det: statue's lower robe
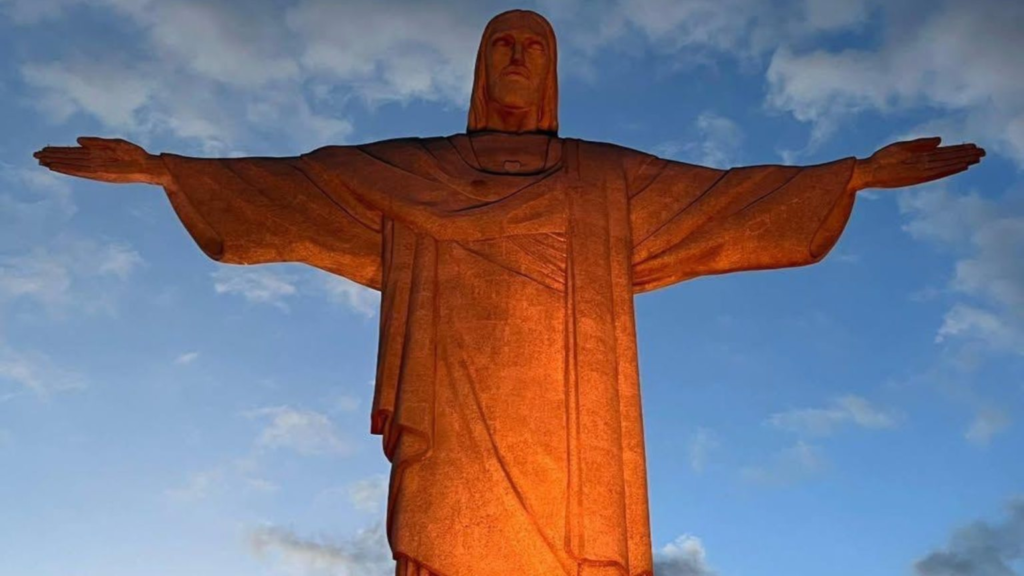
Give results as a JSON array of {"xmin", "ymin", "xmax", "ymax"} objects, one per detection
[{"xmin": 158, "ymin": 134, "xmax": 858, "ymax": 576}]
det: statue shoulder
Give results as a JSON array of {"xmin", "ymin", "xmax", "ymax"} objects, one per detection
[
  {"xmin": 567, "ymin": 138, "xmax": 667, "ymax": 180},
  {"xmin": 572, "ymin": 138, "xmax": 659, "ymax": 163},
  {"xmin": 302, "ymin": 136, "xmax": 443, "ymax": 164}
]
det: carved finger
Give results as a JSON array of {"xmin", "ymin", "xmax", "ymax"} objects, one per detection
[
  {"xmin": 915, "ymin": 162, "xmax": 974, "ymax": 178},
  {"xmin": 924, "ymin": 150, "xmax": 985, "ymax": 166},
  {"xmin": 919, "ymin": 164, "xmax": 970, "ymax": 182},
  {"xmin": 930, "ymin": 155, "xmax": 983, "ymax": 170},
  {"xmin": 904, "ymin": 149, "xmax": 982, "ymax": 168},
  {"xmin": 43, "ymin": 163, "xmax": 136, "ymax": 183},
  {"xmin": 926, "ymin": 143, "xmax": 979, "ymax": 158},
  {"xmin": 904, "ymin": 137, "xmax": 942, "ymax": 151},
  {"xmin": 40, "ymin": 158, "xmax": 123, "ymax": 169},
  {"xmin": 77, "ymin": 136, "xmax": 123, "ymax": 149},
  {"xmin": 37, "ymin": 146, "xmax": 90, "ymax": 154},
  {"xmin": 35, "ymin": 149, "xmax": 97, "ymax": 161},
  {"xmin": 41, "ymin": 162, "xmax": 103, "ymax": 178}
]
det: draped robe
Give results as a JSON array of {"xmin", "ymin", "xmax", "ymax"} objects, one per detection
[{"xmin": 159, "ymin": 132, "xmax": 857, "ymax": 576}]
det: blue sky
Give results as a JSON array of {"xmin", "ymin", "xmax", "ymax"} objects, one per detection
[{"xmin": 1, "ymin": 0, "xmax": 1022, "ymax": 575}]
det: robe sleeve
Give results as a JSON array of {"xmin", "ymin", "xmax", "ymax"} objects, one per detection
[
  {"xmin": 628, "ymin": 153, "xmax": 858, "ymax": 293},
  {"xmin": 159, "ymin": 152, "xmax": 383, "ymax": 290}
]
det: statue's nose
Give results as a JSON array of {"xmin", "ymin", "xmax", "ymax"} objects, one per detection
[{"xmin": 511, "ymin": 43, "xmax": 524, "ymax": 64}]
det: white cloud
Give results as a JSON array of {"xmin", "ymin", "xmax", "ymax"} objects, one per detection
[
  {"xmin": 936, "ymin": 305, "xmax": 1024, "ymax": 355},
  {"xmin": 164, "ymin": 469, "xmax": 224, "ymax": 503},
  {"xmin": 899, "ymin": 187, "xmax": 1024, "ymax": 357},
  {"xmin": 23, "ymin": 59, "xmax": 155, "ymax": 130},
  {"xmin": 766, "ymin": 395, "xmax": 899, "ymax": 436},
  {"xmin": 541, "ymin": 0, "xmax": 872, "ymax": 69},
  {"xmin": 899, "ymin": 186, "xmax": 1000, "ymax": 248},
  {"xmin": 0, "ymin": 346, "xmax": 85, "ymax": 400},
  {"xmin": 653, "ymin": 112, "xmax": 744, "ymax": 169},
  {"xmin": 285, "ymin": 0, "xmax": 482, "ymax": 106},
  {"xmin": 741, "ymin": 440, "xmax": 825, "ymax": 485},
  {"xmin": 964, "ymin": 407, "xmax": 1011, "ymax": 447},
  {"xmin": 914, "ymin": 498, "xmax": 1024, "ymax": 576},
  {"xmin": 11, "ymin": 0, "xmax": 479, "ymax": 152},
  {"xmin": 0, "ymin": 166, "xmax": 76, "ymax": 236},
  {"xmin": 0, "ymin": 236, "xmax": 144, "ymax": 315},
  {"xmin": 212, "ymin": 267, "xmax": 298, "ymax": 310},
  {"xmin": 766, "ymin": 0, "xmax": 1024, "ymax": 163},
  {"xmin": 115, "ymin": 0, "xmax": 300, "ymax": 89},
  {"xmin": 249, "ymin": 523, "xmax": 393, "ymax": 576},
  {"xmin": 333, "ymin": 394, "xmax": 361, "ymax": 414},
  {"xmin": 653, "ymin": 534, "xmax": 716, "ymax": 576},
  {"xmin": 0, "ymin": 171, "xmax": 144, "ymax": 315},
  {"xmin": 164, "ymin": 456, "xmax": 278, "ymax": 502},
  {"xmin": 4, "ymin": 0, "xmax": 876, "ymax": 156},
  {"xmin": 174, "ymin": 351, "xmax": 200, "ymax": 365},
  {"xmin": 246, "ymin": 406, "xmax": 352, "ymax": 456},
  {"xmin": 687, "ymin": 428, "xmax": 719, "ymax": 474},
  {"xmin": 347, "ymin": 474, "xmax": 388, "ymax": 513},
  {"xmin": 319, "ymin": 275, "xmax": 379, "ymax": 318},
  {"xmin": 245, "ymin": 477, "xmax": 279, "ymax": 493},
  {"xmin": 211, "ymin": 267, "xmax": 380, "ymax": 316}
]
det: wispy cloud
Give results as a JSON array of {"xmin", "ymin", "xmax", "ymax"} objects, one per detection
[
  {"xmin": 0, "ymin": 236, "xmax": 144, "ymax": 316},
  {"xmin": 897, "ymin": 184, "xmax": 1022, "ymax": 444},
  {"xmin": 347, "ymin": 474, "xmax": 388, "ymax": 513},
  {"xmin": 653, "ymin": 111, "xmax": 744, "ymax": 169},
  {"xmin": 246, "ymin": 406, "xmax": 352, "ymax": 456},
  {"xmin": 0, "ymin": 165, "xmax": 76, "ymax": 248},
  {"xmin": 164, "ymin": 468, "xmax": 224, "ymax": 503},
  {"xmin": 899, "ymin": 185, "xmax": 1024, "ymax": 357},
  {"xmin": 965, "ymin": 407, "xmax": 1011, "ymax": 447},
  {"xmin": 741, "ymin": 440, "xmax": 826, "ymax": 486},
  {"xmin": 0, "ymin": 345, "xmax": 85, "ymax": 400},
  {"xmin": 174, "ymin": 351, "xmax": 200, "ymax": 365},
  {"xmin": 211, "ymin": 266, "xmax": 379, "ymax": 316},
  {"xmin": 164, "ymin": 456, "xmax": 276, "ymax": 503},
  {"xmin": 318, "ymin": 275, "xmax": 379, "ymax": 318},
  {"xmin": 249, "ymin": 523, "xmax": 393, "ymax": 576},
  {"xmin": 211, "ymin": 267, "xmax": 298, "ymax": 310},
  {"xmin": 766, "ymin": 395, "xmax": 900, "ymax": 437},
  {"xmin": 687, "ymin": 427, "xmax": 720, "ymax": 474}
]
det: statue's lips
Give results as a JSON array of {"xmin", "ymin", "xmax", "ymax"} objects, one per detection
[{"xmin": 501, "ymin": 68, "xmax": 530, "ymax": 80}]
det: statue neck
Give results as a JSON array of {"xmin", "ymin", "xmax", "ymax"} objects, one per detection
[
  {"xmin": 483, "ymin": 104, "xmax": 540, "ymax": 133},
  {"xmin": 459, "ymin": 131, "xmax": 561, "ymax": 175}
]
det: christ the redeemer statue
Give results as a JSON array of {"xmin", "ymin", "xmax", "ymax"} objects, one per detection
[{"xmin": 34, "ymin": 10, "xmax": 985, "ymax": 576}]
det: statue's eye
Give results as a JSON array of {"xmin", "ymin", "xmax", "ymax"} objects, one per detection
[
  {"xmin": 526, "ymin": 40, "xmax": 545, "ymax": 52},
  {"xmin": 492, "ymin": 36, "xmax": 512, "ymax": 48}
]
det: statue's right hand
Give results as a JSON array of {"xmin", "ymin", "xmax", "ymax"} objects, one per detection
[{"xmin": 34, "ymin": 137, "xmax": 171, "ymax": 186}]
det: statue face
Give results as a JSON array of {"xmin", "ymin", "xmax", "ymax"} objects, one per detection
[{"xmin": 485, "ymin": 19, "xmax": 550, "ymax": 111}]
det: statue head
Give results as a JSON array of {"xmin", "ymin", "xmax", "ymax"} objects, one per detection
[{"xmin": 468, "ymin": 9, "xmax": 558, "ymax": 135}]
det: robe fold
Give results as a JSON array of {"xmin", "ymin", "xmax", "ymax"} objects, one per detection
[{"xmin": 159, "ymin": 134, "xmax": 857, "ymax": 576}]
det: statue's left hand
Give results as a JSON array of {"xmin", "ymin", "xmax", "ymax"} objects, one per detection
[
  {"xmin": 850, "ymin": 137, "xmax": 985, "ymax": 191},
  {"xmin": 33, "ymin": 137, "xmax": 171, "ymax": 186}
]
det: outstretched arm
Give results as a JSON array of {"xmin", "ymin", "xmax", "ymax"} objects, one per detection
[
  {"xmin": 629, "ymin": 137, "xmax": 986, "ymax": 293},
  {"xmin": 34, "ymin": 137, "xmax": 383, "ymax": 289}
]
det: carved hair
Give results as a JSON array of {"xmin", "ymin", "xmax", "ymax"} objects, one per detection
[{"xmin": 467, "ymin": 9, "xmax": 559, "ymax": 135}]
